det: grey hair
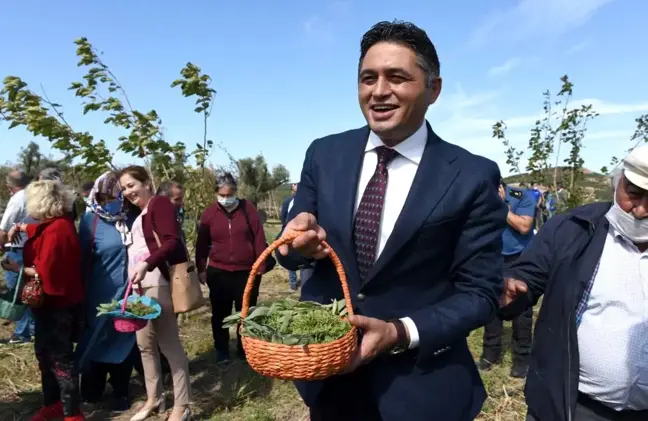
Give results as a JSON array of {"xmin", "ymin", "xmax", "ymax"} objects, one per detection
[
  {"xmin": 6, "ymin": 170, "xmax": 31, "ymax": 189},
  {"xmin": 39, "ymin": 167, "xmax": 63, "ymax": 181},
  {"xmin": 215, "ymin": 172, "xmax": 237, "ymax": 191},
  {"xmin": 156, "ymin": 180, "xmax": 183, "ymax": 197}
]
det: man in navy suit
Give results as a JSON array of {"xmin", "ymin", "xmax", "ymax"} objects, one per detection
[{"xmin": 277, "ymin": 20, "xmax": 507, "ymax": 421}]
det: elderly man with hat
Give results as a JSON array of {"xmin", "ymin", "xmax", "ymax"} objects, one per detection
[{"xmin": 501, "ymin": 145, "xmax": 648, "ymax": 421}]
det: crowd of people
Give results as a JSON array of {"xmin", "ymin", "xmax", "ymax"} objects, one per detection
[
  {"xmin": 1, "ymin": 18, "xmax": 646, "ymax": 421},
  {"xmin": 0, "ymin": 167, "xmax": 268, "ymax": 421}
]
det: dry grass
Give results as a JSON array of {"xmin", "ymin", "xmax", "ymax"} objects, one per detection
[{"xmin": 0, "ymin": 223, "xmax": 529, "ymax": 420}]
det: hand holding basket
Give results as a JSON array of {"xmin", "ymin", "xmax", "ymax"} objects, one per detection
[{"xmin": 240, "ymin": 231, "xmax": 358, "ymax": 381}]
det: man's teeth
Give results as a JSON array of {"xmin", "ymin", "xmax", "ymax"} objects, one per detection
[{"xmin": 373, "ymin": 105, "xmax": 397, "ymax": 111}]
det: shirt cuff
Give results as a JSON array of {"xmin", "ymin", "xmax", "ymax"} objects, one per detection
[{"xmin": 400, "ymin": 317, "xmax": 419, "ymax": 349}]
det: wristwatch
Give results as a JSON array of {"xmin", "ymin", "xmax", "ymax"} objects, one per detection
[{"xmin": 387, "ymin": 319, "xmax": 409, "ymax": 355}]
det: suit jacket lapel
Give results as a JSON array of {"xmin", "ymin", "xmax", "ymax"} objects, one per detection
[
  {"xmin": 333, "ymin": 126, "xmax": 369, "ymax": 282},
  {"xmin": 365, "ymin": 125, "xmax": 459, "ymax": 283}
]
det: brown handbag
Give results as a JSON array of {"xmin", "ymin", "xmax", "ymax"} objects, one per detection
[{"xmin": 152, "ymin": 231, "xmax": 204, "ymax": 313}]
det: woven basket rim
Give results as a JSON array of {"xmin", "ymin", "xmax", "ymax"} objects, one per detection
[{"xmin": 241, "ymin": 325, "xmax": 357, "ymax": 351}]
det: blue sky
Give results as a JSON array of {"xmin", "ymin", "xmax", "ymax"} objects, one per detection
[{"xmin": 1, "ymin": 0, "xmax": 647, "ymax": 180}]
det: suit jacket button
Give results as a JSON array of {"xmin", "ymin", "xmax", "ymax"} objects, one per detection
[{"xmin": 356, "ymin": 293, "xmax": 366, "ymax": 301}]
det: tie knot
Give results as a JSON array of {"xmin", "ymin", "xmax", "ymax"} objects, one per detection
[{"xmin": 376, "ymin": 146, "xmax": 397, "ymax": 165}]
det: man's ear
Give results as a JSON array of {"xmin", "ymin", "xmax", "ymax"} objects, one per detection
[{"xmin": 428, "ymin": 77, "xmax": 442, "ymax": 105}]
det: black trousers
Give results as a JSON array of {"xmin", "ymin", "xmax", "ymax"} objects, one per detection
[
  {"xmin": 309, "ymin": 366, "xmax": 382, "ymax": 421},
  {"xmin": 482, "ymin": 253, "xmax": 533, "ymax": 361},
  {"xmin": 527, "ymin": 393, "xmax": 648, "ymax": 421},
  {"xmin": 33, "ymin": 305, "xmax": 83, "ymax": 416},
  {"xmin": 206, "ymin": 267, "xmax": 260, "ymax": 355},
  {"xmin": 81, "ymin": 345, "xmax": 137, "ymax": 402}
]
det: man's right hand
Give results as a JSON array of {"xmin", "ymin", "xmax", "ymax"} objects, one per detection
[
  {"xmin": 278, "ymin": 212, "xmax": 329, "ymax": 260},
  {"xmin": 500, "ymin": 277, "xmax": 528, "ymax": 308}
]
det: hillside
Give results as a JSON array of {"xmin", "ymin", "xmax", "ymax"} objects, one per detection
[{"xmin": 503, "ymin": 167, "xmax": 612, "ymax": 202}]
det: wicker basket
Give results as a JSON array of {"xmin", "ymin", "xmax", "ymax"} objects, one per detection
[
  {"xmin": 113, "ymin": 281, "xmax": 149, "ymax": 333},
  {"xmin": 240, "ymin": 230, "xmax": 358, "ymax": 381}
]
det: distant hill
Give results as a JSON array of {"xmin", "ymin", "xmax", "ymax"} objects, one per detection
[{"xmin": 503, "ymin": 167, "xmax": 612, "ymax": 203}]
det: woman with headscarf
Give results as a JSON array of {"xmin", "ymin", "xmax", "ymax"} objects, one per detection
[{"xmin": 75, "ymin": 171, "xmax": 137, "ymax": 412}]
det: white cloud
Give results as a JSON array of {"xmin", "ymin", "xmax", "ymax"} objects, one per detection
[
  {"xmin": 431, "ymin": 94, "xmax": 646, "ymax": 176},
  {"xmin": 488, "ymin": 57, "xmax": 522, "ymax": 76},
  {"xmin": 469, "ymin": 0, "xmax": 616, "ymax": 47},
  {"xmin": 574, "ymin": 99, "xmax": 648, "ymax": 116},
  {"xmin": 440, "ymin": 84, "xmax": 503, "ymax": 110}
]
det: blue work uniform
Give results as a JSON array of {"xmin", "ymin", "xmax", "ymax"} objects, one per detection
[{"xmin": 502, "ymin": 186, "xmax": 536, "ymax": 256}]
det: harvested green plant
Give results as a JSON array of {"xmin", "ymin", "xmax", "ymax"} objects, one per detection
[
  {"xmin": 222, "ymin": 298, "xmax": 351, "ymax": 345},
  {"xmin": 96, "ymin": 298, "xmax": 156, "ymax": 317}
]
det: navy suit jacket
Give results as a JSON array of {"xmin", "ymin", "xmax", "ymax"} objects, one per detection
[
  {"xmin": 278, "ymin": 122, "xmax": 507, "ymax": 421},
  {"xmin": 280, "ymin": 195, "xmax": 293, "ymax": 226}
]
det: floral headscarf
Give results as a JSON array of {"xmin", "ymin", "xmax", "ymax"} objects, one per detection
[{"xmin": 86, "ymin": 171, "xmax": 132, "ymax": 245}]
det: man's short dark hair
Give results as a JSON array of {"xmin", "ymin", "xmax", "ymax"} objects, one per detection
[
  {"xmin": 156, "ymin": 180, "xmax": 183, "ymax": 197},
  {"xmin": 359, "ymin": 20, "xmax": 440, "ymax": 87}
]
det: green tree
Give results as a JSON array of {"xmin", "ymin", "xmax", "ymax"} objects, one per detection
[
  {"xmin": 494, "ymin": 75, "xmax": 598, "ymax": 209},
  {"xmin": 235, "ymin": 155, "xmax": 290, "ymax": 206},
  {"xmin": 0, "ymin": 38, "xmax": 217, "ymax": 247}
]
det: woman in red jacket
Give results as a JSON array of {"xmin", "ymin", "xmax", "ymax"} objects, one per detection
[
  {"xmin": 4, "ymin": 180, "xmax": 85, "ymax": 421},
  {"xmin": 118, "ymin": 166, "xmax": 191, "ymax": 421},
  {"xmin": 195, "ymin": 172, "xmax": 266, "ymax": 362}
]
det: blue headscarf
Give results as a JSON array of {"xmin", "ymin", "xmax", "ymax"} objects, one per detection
[{"xmin": 85, "ymin": 171, "xmax": 132, "ymax": 244}]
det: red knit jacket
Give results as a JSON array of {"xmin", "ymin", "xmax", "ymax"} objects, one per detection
[
  {"xmin": 24, "ymin": 216, "xmax": 84, "ymax": 308},
  {"xmin": 140, "ymin": 196, "xmax": 187, "ymax": 281},
  {"xmin": 195, "ymin": 200, "xmax": 266, "ymax": 273}
]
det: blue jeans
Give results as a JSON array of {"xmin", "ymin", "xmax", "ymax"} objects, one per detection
[
  {"xmin": 288, "ymin": 268, "xmax": 314, "ymax": 289},
  {"xmin": 5, "ymin": 250, "xmax": 34, "ymax": 340}
]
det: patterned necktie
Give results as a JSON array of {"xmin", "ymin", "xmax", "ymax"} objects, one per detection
[{"xmin": 353, "ymin": 146, "xmax": 398, "ymax": 281}]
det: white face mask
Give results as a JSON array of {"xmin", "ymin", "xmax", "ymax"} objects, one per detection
[
  {"xmin": 218, "ymin": 196, "xmax": 238, "ymax": 209},
  {"xmin": 606, "ymin": 201, "xmax": 648, "ymax": 243}
]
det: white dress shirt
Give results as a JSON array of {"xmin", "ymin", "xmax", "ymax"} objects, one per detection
[
  {"xmin": 578, "ymin": 226, "xmax": 648, "ymax": 410},
  {"xmin": 354, "ymin": 122, "xmax": 428, "ymax": 348},
  {"xmin": 0, "ymin": 189, "xmax": 27, "ymax": 247}
]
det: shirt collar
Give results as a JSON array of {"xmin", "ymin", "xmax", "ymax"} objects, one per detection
[{"xmin": 366, "ymin": 121, "xmax": 428, "ymax": 165}]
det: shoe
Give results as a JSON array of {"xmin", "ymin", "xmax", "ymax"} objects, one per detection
[
  {"xmin": 477, "ymin": 351, "xmax": 501, "ymax": 371},
  {"xmin": 215, "ymin": 350, "xmax": 231, "ymax": 363},
  {"xmin": 29, "ymin": 402, "xmax": 64, "ymax": 421},
  {"xmin": 510, "ymin": 359, "xmax": 529, "ymax": 378},
  {"xmin": 130, "ymin": 397, "xmax": 165, "ymax": 421},
  {"xmin": 63, "ymin": 414, "xmax": 86, "ymax": 421},
  {"xmin": 9, "ymin": 335, "xmax": 31, "ymax": 345},
  {"xmin": 168, "ymin": 406, "xmax": 191, "ymax": 421},
  {"xmin": 112, "ymin": 396, "xmax": 130, "ymax": 412}
]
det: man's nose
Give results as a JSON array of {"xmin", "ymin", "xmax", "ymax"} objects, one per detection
[
  {"xmin": 372, "ymin": 77, "xmax": 391, "ymax": 98},
  {"xmin": 633, "ymin": 198, "xmax": 648, "ymax": 219}
]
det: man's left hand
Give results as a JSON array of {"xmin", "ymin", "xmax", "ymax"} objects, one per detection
[{"xmin": 343, "ymin": 315, "xmax": 400, "ymax": 373}]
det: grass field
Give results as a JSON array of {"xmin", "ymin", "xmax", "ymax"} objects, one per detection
[{"xmin": 0, "ymin": 222, "xmax": 528, "ymax": 421}]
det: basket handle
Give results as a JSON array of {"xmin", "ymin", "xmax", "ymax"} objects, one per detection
[
  {"xmin": 121, "ymin": 281, "xmax": 144, "ymax": 314},
  {"xmin": 11, "ymin": 267, "xmax": 25, "ymax": 305},
  {"xmin": 241, "ymin": 230, "xmax": 354, "ymax": 318}
]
